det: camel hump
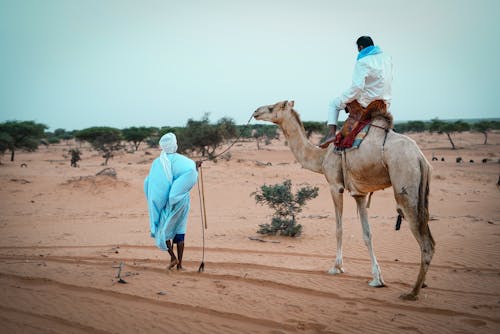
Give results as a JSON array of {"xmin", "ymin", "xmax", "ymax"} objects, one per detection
[{"xmin": 366, "ymin": 100, "xmax": 393, "ymax": 128}]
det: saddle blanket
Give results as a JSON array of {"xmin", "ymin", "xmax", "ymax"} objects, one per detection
[{"xmin": 333, "ymin": 120, "xmax": 371, "ymax": 151}]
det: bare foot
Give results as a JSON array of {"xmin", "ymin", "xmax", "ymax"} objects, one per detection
[
  {"xmin": 168, "ymin": 259, "xmax": 179, "ymax": 270},
  {"xmin": 399, "ymin": 292, "xmax": 418, "ymax": 301}
]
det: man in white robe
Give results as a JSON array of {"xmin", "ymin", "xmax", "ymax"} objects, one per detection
[{"xmin": 320, "ymin": 36, "xmax": 393, "ymax": 148}]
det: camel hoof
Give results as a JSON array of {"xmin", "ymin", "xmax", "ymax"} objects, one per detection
[
  {"xmin": 327, "ymin": 267, "xmax": 344, "ymax": 275},
  {"xmin": 369, "ymin": 279, "xmax": 386, "ymax": 288},
  {"xmin": 399, "ymin": 293, "xmax": 418, "ymax": 301}
]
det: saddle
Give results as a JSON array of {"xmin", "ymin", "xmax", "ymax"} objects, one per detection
[{"xmin": 334, "ymin": 100, "xmax": 390, "ymax": 149}]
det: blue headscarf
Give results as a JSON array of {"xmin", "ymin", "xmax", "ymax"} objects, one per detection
[{"xmin": 357, "ymin": 45, "xmax": 382, "ymax": 60}]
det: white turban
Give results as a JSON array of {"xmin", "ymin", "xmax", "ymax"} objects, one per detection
[
  {"xmin": 159, "ymin": 133, "xmax": 178, "ymax": 153},
  {"xmin": 159, "ymin": 133, "xmax": 177, "ymax": 182}
]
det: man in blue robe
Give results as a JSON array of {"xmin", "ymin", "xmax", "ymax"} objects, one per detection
[{"xmin": 144, "ymin": 133, "xmax": 200, "ymax": 270}]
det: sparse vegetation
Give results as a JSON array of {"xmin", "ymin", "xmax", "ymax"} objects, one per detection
[
  {"xmin": 429, "ymin": 118, "xmax": 470, "ymax": 149},
  {"xmin": 74, "ymin": 127, "xmax": 123, "ymax": 165},
  {"xmin": 122, "ymin": 126, "xmax": 155, "ymax": 151},
  {"xmin": 253, "ymin": 179, "xmax": 319, "ymax": 237},
  {"xmin": 0, "ymin": 121, "xmax": 47, "ymax": 161},
  {"xmin": 176, "ymin": 114, "xmax": 237, "ymax": 159},
  {"xmin": 472, "ymin": 121, "xmax": 500, "ymax": 145},
  {"xmin": 69, "ymin": 148, "xmax": 81, "ymax": 167}
]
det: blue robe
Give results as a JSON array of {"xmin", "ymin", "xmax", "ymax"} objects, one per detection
[{"xmin": 144, "ymin": 153, "xmax": 198, "ymax": 250}]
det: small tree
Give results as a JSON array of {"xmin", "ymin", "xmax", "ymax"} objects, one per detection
[
  {"xmin": 69, "ymin": 148, "xmax": 81, "ymax": 167},
  {"xmin": 253, "ymin": 179, "xmax": 319, "ymax": 237},
  {"xmin": 217, "ymin": 117, "xmax": 238, "ymax": 140},
  {"xmin": 75, "ymin": 127, "xmax": 122, "ymax": 165},
  {"xmin": 122, "ymin": 126, "xmax": 155, "ymax": 151},
  {"xmin": 178, "ymin": 114, "xmax": 237, "ymax": 159},
  {"xmin": 394, "ymin": 120, "xmax": 427, "ymax": 133},
  {"xmin": 303, "ymin": 121, "xmax": 327, "ymax": 139},
  {"xmin": 0, "ymin": 121, "xmax": 47, "ymax": 161},
  {"xmin": 472, "ymin": 121, "xmax": 500, "ymax": 145},
  {"xmin": 0, "ymin": 132, "xmax": 13, "ymax": 164},
  {"xmin": 429, "ymin": 118, "xmax": 470, "ymax": 149},
  {"xmin": 250, "ymin": 125, "xmax": 278, "ymax": 150}
]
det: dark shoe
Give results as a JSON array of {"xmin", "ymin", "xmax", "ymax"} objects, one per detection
[
  {"xmin": 319, "ymin": 125, "xmax": 337, "ymax": 148},
  {"xmin": 319, "ymin": 135, "xmax": 336, "ymax": 148}
]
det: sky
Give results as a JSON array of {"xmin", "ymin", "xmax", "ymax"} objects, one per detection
[{"xmin": 0, "ymin": 0, "xmax": 499, "ymax": 131}]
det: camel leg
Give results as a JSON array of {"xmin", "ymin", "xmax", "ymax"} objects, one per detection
[
  {"xmin": 354, "ymin": 195, "xmax": 385, "ymax": 287},
  {"xmin": 398, "ymin": 208, "xmax": 435, "ymax": 300},
  {"xmin": 328, "ymin": 190, "xmax": 344, "ymax": 274},
  {"xmin": 391, "ymin": 160, "xmax": 434, "ymax": 300}
]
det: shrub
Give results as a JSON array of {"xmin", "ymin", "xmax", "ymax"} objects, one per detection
[
  {"xmin": 253, "ymin": 179, "xmax": 319, "ymax": 237},
  {"xmin": 0, "ymin": 121, "xmax": 47, "ymax": 161},
  {"xmin": 74, "ymin": 127, "xmax": 122, "ymax": 165}
]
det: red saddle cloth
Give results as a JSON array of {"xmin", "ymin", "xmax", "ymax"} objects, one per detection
[
  {"xmin": 334, "ymin": 99, "xmax": 387, "ymax": 150},
  {"xmin": 334, "ymin": 118, "xmax": 371, "ymax": 149}
]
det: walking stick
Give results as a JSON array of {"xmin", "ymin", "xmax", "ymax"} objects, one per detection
[{"xmin": 197, "ymin": 165, "xmax": 207, "ymax": 272}]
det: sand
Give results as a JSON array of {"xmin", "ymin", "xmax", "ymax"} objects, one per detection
[{"xmin": 0, "ymin": 130, "xmax": 499, "ymax": 333}]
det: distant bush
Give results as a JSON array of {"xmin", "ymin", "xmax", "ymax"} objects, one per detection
[
  {"xmin": 176, "ymin": 114, "xmax": 237, "ymax": 159},
  {"xmin": 429, "ymin": 118, "xmax": 470, "ymax": 149},
  {"xmin": 253, "ymin": 179, "xmax": 319, "ymax": 237},
  {"xmin": 75, "ymin": 127, "xmax": 123, "ymax": 165},
  {"xmin": 394, "ymin": 120, "xmax": 427, "ymax": 133},
  {"xmin": 69, "ymin": 148, "xmax": 81, "ymax": 167},
  {"xmin": 122, "ymin": 126, "xmax": 155, "ymax": 151},
  {"xmin": 0, "ymin": 120, "xmax": 47, "ymax": 162},
  {"xmin": 472, "ymin": 120, "xmax": 500, "ymax": 145},
  {"xmin": 303, "ymin": 121, "xmax": 327, "ymax": 139}
]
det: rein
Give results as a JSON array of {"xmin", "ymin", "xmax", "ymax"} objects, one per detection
[
  {"xmin": 196, "ymin": 113, "xmax": 254, "ymax": 272},
  {"xmin": 199, "ymin": 114, "xmax": 254, "ymax": 162},
  {"xmin": 369, "ymin": 123, "xmax": 390, "ymax": 147}
]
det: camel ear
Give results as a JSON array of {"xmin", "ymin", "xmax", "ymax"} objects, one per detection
[
  {"xmin": 288, "ymin": 100, "xmax": 295, "ymax": 108},
  {"xmin": 282, "ymin": 100, "xmax": 288, "ymax": 109}
]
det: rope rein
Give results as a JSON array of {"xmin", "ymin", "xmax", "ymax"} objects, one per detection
[
  {"xmin": 199, "ymin": 114, "xmax": 254, "ymax": 162},
  {"xmin": 367, "ymin": 123, "xmax": 390, "ymax": 172},
  {"xmin": 196, "ymin": 113, "xmax": 254, "ymax": 272}
]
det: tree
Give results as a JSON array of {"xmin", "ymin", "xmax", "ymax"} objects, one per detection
[
  {"xmin": 250, "ymin": 124, "xmax": 279, "ymax": 150},
  {"xmin": 303, "ymin": 121, "xmax": 327, "ymax": 139},
  {"xmin": 122, "ymin": 126, "xmax": 154, "ymax": 151},
  {"xmin": 178, "ymin": 114, "xmax": 237, "ymax": 159},
  {"xmin": 217, "ymin": 117, "xmax": 238, "ymax": 141},
  {"xmin": 472, "ymin": 120, "xmax": 500, "ymax": 145},
  {"xmin": 394, "ymin": 120, "xmax": 427, "ymax": 133},
  {"xmin": 69, "ymin": 148, "xmax": 81, "ymax": 167},
  {"xmin": 74, "ymin": 127, "xmax": 122, "ymax": 165},
  {"xmin": 0, "ymin": 121, "xmax": 47, "ymax": 161},
  {"xmin": 0, "ymin": 132, "xmax": 13, "ymax": 163},
  {"xmin": 429, "ymin": 118, "xmax": 470, "ymax": 149},
  {"xmin": 253, "ymin": 179, "xmax": 319, "ymax": 237}
]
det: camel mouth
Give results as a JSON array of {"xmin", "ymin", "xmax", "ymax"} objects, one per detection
[
  {"xmin": 252, "ymin": 107, "xmax": 267, "ymax": 120},
  {"xmin": 253, "ymin": 113, "xmax": 263, "ymax": 120},
  {"xmin": 253, "ymin": 105, "xmax": 275, "ymax": 121}
]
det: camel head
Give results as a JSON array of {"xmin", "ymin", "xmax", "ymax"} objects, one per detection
[{"xmin": 253, "ymin": 100, "xmax": 295, "ymax": 124}]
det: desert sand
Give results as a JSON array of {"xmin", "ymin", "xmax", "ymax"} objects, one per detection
[{"xmin": 0, "ymin": 130, "xmax": 499, "ymax": 333}]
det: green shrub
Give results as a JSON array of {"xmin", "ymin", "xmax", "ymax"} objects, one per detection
[{"xmin": 253, "ymin": 179, "xmax": 319, "ymax": 237}]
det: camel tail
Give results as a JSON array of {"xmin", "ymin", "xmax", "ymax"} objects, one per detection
[{"xmin": 418, "ymin": 158, "xmax": 434, "ymax": 248}]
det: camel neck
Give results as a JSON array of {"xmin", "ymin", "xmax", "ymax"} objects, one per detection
[{"xmin": 279, "ymin": 113, "xmax": 326, "ymax": 174}]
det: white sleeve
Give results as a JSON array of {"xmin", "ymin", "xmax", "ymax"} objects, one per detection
[{"xmin": 334, "ymin": 61, "xmax": 369, "ymax": 111}]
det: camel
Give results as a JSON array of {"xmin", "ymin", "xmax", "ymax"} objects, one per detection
[{"xmin": 253, "ymin": 100, "xmax": 434, "ymax": 300}]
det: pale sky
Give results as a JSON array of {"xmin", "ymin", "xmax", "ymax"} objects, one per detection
[{"xmin": 1, "ymin": 0, "xmax": 499, "ymax": 131}]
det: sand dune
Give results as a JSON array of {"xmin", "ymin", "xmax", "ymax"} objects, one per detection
[{"xmin": 0, "ymin": 131, "xmax": 499, "ymax": 333}]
